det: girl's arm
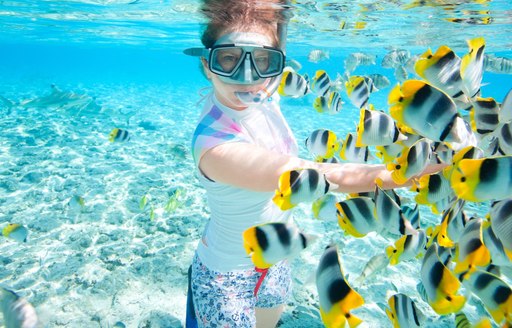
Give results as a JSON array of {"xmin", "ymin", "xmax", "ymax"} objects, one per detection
[{"xmin": 199, "ymin": 142, "xmax": 447, "ymax": 193}]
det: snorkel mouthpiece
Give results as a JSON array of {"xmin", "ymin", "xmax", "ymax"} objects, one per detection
[{"xmin": 235, "ymin": 90, "xmax": 266, "ymax": 105}]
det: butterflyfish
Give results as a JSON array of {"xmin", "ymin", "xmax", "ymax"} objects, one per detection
[
  {"xmin": 312, "ymin": 194, "xmax": 340, "ymax": 222},
  {"xmin": 389, "ymin": 79, "xmax": 465, "ymax": 143},
  {"xmin": 2, "ymin": 223, "xmax": 28, "ymax": 243},
  {"xmin": 420, "ymin": 243, "xmax": 466, "ymax": 315},
  {"xmin": 0, "ymin": 287, "xmax": 38, "ymax": 328},
  {"xmin": 402, "ymin": 204, "xmax": 420, "ymax": 230},
  {"xmin": 460, "ymin": 37, "xmax": 485, "ymax": 99},
  {"xmin": 314, "ymin": 91, "xmax": 343, "ymax": 115},
  {"xmin": 450, "ymin": 156, "xmax": 512, "ymax": 202},
  {"xmin": 316, "ymin": 244, "xmax": 365, "ymax": 328},
  {"xmin": 499, "ymin": 88, "xmax": 512, "ymax": 123},
  {"xmin": 278, "ymin": 68, "xmax": 310, "ymax": 98},
  {"xmin": 414, "ymin": 45, "xmax": 471, "ymax": 109},
  {"xmin": 411, "ymin": 172, "xmax": 454, "ymax": 205},
  {"xmin": 242, "ymin": 221, "xmax": 315, "ymax": 269},
  {"xmin": 469, "ymin": 97, "xmax": 500, "ymax": 135},
  {"xmin": 443, "ymin": 145, "xmax": 484, "ymax": 179},
  {"xmin": 385, "ymin": 293, "xmax": 425, "ymax": 328},
  {"xmin": 375, "ymin": 143, "xmax": 405, "ymax": 164},
  {"xmin": 305, "ymin": 129, "xmax": 340, "ymax": 160},
  {"xmin": 311, "ymin": 70, "xmax": 332, "ymax": 97},
  {"xmin": 339, "ymin": 133, "xmax": 372, "ymax": 164},
  {"xmin": 109, "ymin": 128, "xmax": 130, "ymax": 142},
  {"xmin": 273, "ymin": 168, "xmax": 337, "ymax": 211},
  {"xmin": 386, "ymin": 138, "xmax": 432, "ymax": 185},
  {"xmin": 481, "ymin": 220, "xmax": 512, "ymax": 267},
  {"xmin": 374, "ymin": 183, "xmax": 415, "ymax": 236},
  {"xmin": 356, "ymin": 109, "xmax": 406, "ymax": 147},
  {"xmin": 496, "ymin": 121, "xmax": 512, "ymax": 155},
  {"xmin": 386, "ymin": 229, "xmax": 427, "ymax": 265},
  {"xmin": 335, "ymin": 197, "xmax": 379, "ymax": 238},
  {"xmin": 437, "ymin": 199, "xmax": 468, "ymax": 248},
  {"xmin": 489, "ymin": 199, "xmax": 512, "ymax": 252},
  {"xmin": 461, "ymin": 269, "xmax": 512, "ymax": 326},
  {"xmin": 345, "ymin": 76, "xmax": 373, "ymax": 109},
  {"xmin": 453, "ymin": 218, "xmax": 491, "ymax": 279}
]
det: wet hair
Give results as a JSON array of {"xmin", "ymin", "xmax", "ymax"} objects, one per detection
[{"xmin": 199, "ymin": 0, "xmax": 288, "ymax": 48}]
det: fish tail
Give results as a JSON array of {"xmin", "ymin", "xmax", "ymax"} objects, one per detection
[{"xmin": 346, "ymin": 312, "xmax": 363, "ymax": 328}]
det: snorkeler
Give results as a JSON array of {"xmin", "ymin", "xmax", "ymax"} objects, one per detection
[{"xmin": 184, "ymin": 1, "xmax": 444, "ymax": 327}]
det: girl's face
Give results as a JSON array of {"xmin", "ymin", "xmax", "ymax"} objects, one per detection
[{"xmin": 202, "ymin": 31, "xmax": 277, "ymax": 110}]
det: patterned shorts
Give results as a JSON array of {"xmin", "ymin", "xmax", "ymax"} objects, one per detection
[{"xmin": 190, "ymin": 254, "xmax": 292, "ymax": 328}]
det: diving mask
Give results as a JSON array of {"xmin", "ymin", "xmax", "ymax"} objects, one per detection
[
  {"xmin": 184, "ymin": 32, "xmax": 285, "ymax": 85},
  {"xmin": 184, "ymin": 32, "xmax": 287, "ymax": 105}
]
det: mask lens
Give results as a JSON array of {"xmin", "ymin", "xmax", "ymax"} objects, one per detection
[
  {"xmin": 253, "ymin": 48, "xmax": 283, "ymax": 77},
  {"xmin": 211, "ymin": 47, "xmax": 243, "ymax": 75}
]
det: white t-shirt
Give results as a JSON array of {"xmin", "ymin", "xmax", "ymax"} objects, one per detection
[{"xmin": 191, "ymin": 93, "xmax": 299, "ymax": 272}]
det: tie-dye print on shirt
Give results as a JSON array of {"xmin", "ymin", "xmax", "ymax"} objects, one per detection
[{"xmin": 191, "ymin": 103, "xmax": 248, "ymax": 166}]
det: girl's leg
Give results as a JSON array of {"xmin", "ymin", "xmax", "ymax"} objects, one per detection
[{"xmin": 254, "ymin": 261, "xmax": 292, "ymax": 328}]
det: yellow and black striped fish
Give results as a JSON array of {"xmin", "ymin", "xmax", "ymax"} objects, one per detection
[
  {"xmin": 316, "ymin": 244, "xmax": 365, "ymax": 328},
  {"xmin": 414, "ymin": 45, "xmax": 470, "ymax": 109},
  {"xmin": 386, "ymin": 293, "xmax": 425, "ymax": 328},
  {"xmin": 339, "ymin": 133, "xmax": 372, "ymax": 163},
  {"xmin": 345, "ymin": 76, "xmax": 374, "ymax": 109},
  {"xmin": 336, "ymin": 196, "xmax": 379, "ymax": 238},
  {"xmin": 420, "ymin": 243, "xmax": 466, "ymax": 315},
  {"xmin": 278, "ymin": 68, "xmax": 310, "ymax": 98},
  {"xmin": 450, "ymin": 156, "xmax": 512, "ymax": 202},
  {"xmin": 273, "ymin": 168, "xmax": 337, "ymax": 210},
  {"xmin": 460, "ymin": 37, "xmax": 485, "ymax": 99},
  {"xmin": 356, "ymin": 108, "xmax": 406, "ymax": 147},
  {"xmin": 389, "ymin": 80, "xmax": 465, "ymax": 143},
  {"xmin": 461, "ymin": 269, "xmax": 512, "ymax": 326},
  {"xmin": 311, "ymin": 70, "xmax": 332, "ymax": 97},
  {"xmin": 242, "ymin": 221, "xmax": 315, "ymax": 269},
  {"xmin": 305, "ymin": 129, "xmax": 340, "ymax": 160},
  {"xmin": 109, "ymin": 128, "xmax": 130, "ymax": 142},
  {"xmin": 469, "ymin": 97, "xmax": 500, "ymax": 135}
]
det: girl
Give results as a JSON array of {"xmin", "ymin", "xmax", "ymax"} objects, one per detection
[{"xmin": 185, "ymin": 1, "xmax": 444, "ymax": 327}]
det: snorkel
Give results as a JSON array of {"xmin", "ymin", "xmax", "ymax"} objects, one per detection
[{"xmin": 235, "ymin": 5, "xmax": 291, "ymax": 105}]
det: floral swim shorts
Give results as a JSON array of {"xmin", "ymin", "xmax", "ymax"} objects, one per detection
[{"xmin": 190, "ymin": 254, "xmax": 292, "ymax": 328}]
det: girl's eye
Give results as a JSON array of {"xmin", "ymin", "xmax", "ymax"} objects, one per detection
[{"xmin": 222, "ymin": 55, "xmax": 237, "ymax": 63}]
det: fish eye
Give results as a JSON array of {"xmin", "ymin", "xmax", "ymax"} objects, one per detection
[
  {"xmin": 446, "ymin": 296, "xmax": 452, "ymax": 301},
  {"xmin": 398, "ymin": 96, "xmax": 403, "ymax": 102},
  {"xmin": 396, "ymin": 165, "xmax": 401, "ymax": 170},
  {"xmin": 393, "ymin": 249, "xmax": 397, "ymax": 253},
  {"xmin": 461, "ymin": 177, "xmax": 466, "ymax": 182},
  {"xmin": 280, "ymin": 193, "xmax": 284, "ymax": 197},
  {"xmin": 427, "ymin": 55, "xmax": 432, "ymax": 59}
]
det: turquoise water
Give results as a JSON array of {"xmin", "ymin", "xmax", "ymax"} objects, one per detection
[{"xmin": 1, "ymin": 0, "xmax": 512, "ymax": 327}]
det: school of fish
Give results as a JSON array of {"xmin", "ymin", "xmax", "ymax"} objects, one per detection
[{"xmin": 252, "ymin": 36, "xmax": 512, "ymax": 328}]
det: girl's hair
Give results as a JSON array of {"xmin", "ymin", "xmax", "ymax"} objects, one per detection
[{"xmin": 199, "ymin": 0, "xmax": 288, "ymax": 48}]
